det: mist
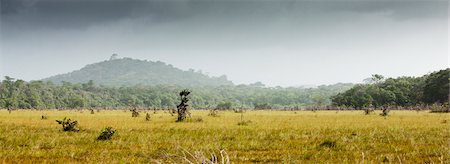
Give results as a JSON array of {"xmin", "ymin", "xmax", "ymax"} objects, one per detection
[{"xmin": 1, "ymin": 0, "xmax": 448, "ymax": 87}]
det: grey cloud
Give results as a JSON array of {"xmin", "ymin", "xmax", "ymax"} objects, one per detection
[
  {"xmin": 1, "ymin": 0, "xmax": 194, "ymax": 30},
  {"xmin": 1, "ymin": 0, "xmax": 446, "ymax": 30},
  {"xmin": 326, "ymin": 1, "xmax": 448, "ymax": 20},
  {"xmin": 0, "ymin": 0, "xmax": 447, "ymax": 86}
]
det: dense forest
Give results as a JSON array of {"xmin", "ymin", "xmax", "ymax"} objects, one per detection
[
  {"xmin": 0, "ymin": 77, "xmax": 353, "ymax": 109},
  {"xmin": 332, "ymin": 69, "xmax": 449, "ymax": 110},
  {"xmin": 44, "ymin": 57, "xmax": 233, "ymax": 87},
  {"xmin": 2, "ymin": 61, "xmax": 447, "ymax": 110}
]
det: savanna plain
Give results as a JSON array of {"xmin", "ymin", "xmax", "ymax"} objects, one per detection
[{"xmin": 0, "ymin": 110, "xmax": 448, "ymax": 163}]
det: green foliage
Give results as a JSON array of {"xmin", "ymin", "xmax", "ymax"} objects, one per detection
[
  {"xmin": 423, "ymin": 69, "xmax": 449, "ymax": 104},
  {"xmin": 216, "ymin": 102, "xmax": 233, "ymax": 110},
  {"xmin": 55, "ymin": 117, "xmax": 79, "ymax": 131},
  {"xmin": 332, "ymin": 69, "xmax": 449, "ymax": 109},
  {"xmin": 97, "ymin": 127, "xmax": 116, "ymax": 140},
  {"xmin": 254, "ymin": 103, "xmax": 272, "ymax": 110},
  {"xmin": 43, "ymin": 58, "xmax": 234, "ymax": 87},
  {"xmin": 0, "ymin": 76, "xmax": 354, "ymax": 109},
  {"xmin": 332, "ymin": 85, "xmax": 372, "ymax": 109}
]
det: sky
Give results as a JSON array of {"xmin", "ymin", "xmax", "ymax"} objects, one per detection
[{"xmin": 0, "ymin": 0, "xmax": 448, "ymax": 87}]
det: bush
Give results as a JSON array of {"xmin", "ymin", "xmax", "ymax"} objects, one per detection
[
  {"xmin": 380, "ymin": 109, "xmax": 389, "ymax": 117},
  {"xmin": 208, "ymin": 109, "xmax": 219, "ymax": 117},
  {"xmin": 97, "ymin": 127, "xmax": 116, "ymax": 140},
  {"xmin": 131, "ymin": 108, "xmax": 140, "ymax": 117},
  {"xmin": 41, "ymin": 115, "xmax": 48, "ymax": 120},
  {"xmin": 254, "ymin": 103, "xmax": 272, "ymax": 110},
  {"xmin": 364, "ymin": 108, "xmax": 374, "ymax": 115},
  {"xmin": 145, "ymin": 113, "xmax": 151, "ymax": 121},
  {"xmin": 319, "ymin": 139, "xmax": 337, "ymax": 148},
  {"xmin": 430, "ymin": 103, "xmax": 449, "ymax": 113},
  {"xmin": 233, "ymin": 108, "xmax": 245, "ymax": 113},
  {"xmin": 56, "ymin": 117, "xmax": 79, "ymax": 131},
  {"xmin": 237, "ymin": 120, "xmax": 252, "ymax": 126},
  {"xmin": 216, "ymin": 102, "xmax": 233, "ymax": 110}
]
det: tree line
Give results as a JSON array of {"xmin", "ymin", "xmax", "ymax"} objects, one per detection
[
  {"xmin": 331, "ymin": 69, "xmax": 449, "ymax": 110},
  {"xmin": 0, "ymin": 76, "xmax": 353, "ymax": 110}
]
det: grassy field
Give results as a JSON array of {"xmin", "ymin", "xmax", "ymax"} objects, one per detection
[{"xmin": 0, "ymin": 109, "xmax": 448, "ymax": 163}]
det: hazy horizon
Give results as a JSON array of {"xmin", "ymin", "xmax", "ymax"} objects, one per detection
[{"xmin": 1, "ymin": 0, "xmax": 448, "ymax": 87}]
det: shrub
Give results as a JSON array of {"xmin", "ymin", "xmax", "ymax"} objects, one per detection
[
  {"xmin": 237, "ymin": 120, "xmax": 252, "ymax": 126},
  {"xmin": 216, "ymin": 102, "xmax": 233, "ymax": 110},
  {"xmin": 208, "ymin": 109, "xmax": 219, "ymax": 117},
  {"xmin": 56, "ymin": 117, "xmax": 79, "ymax": 131},
  {"xmin": 131, "ymin": 108, "xmax": 140, "ymax": 117},
  {"xmin": 145, "ymin": 113, "xmax": 151, "ymax": 121},
  {"xmin": 319, "ymin": 139, "xmax": 337, "ymax": 148},
  {"xmin": 176, "ymin": 89, "xmax": 191, "ymax": 122},
  {"xmin": 430, "ymin": 103, "xmax": 449, "ymax": 113},
  {"xmin": 364, "ymin": 108, "xmax": 374, "ymax": 115},
  {"xmin": 97, "ymin": 127, "xmax": 116, "ymax": 140},
  {"xmin": 380, "ymin": 108, "xmax": 389, "ymax": 117},
  {"xmin": 41, "ymin": 115, "xmax": 48, "ymax": 120},
  {"xmin": 233, "ymin": 108, "xmax": 245, "ymax": 113},
  {"xmin": 254, "ymin": 103, "xmax": 272, "ymax": 110}
]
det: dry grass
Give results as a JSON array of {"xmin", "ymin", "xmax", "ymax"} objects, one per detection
[{"xmin": 0, "ymin": 109, "xmax": 448, "ymax": 163}]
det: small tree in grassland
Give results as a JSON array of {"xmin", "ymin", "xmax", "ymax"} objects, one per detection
[
  {"xmin": 176, "ymin": 89, "xmax": 191, "ymax": 122},
  {"xmin": 56, "ymin": 117, "xmax": 79, "ymax": 131}
]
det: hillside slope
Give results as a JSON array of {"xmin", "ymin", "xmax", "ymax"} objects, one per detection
[{"xmin": 43, "ymin": 58, "xmax": 233, "ymax": 87}]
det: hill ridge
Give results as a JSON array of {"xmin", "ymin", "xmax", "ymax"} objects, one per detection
[{"xmin": 43, "ymin": 57, "xmax": 234, "ymax": 87}]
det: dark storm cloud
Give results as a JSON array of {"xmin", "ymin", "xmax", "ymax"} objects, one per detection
[
  {"xmin": 0, "ymin": 0, "xmax": 447, "ymax": 86},
  {"xmin": 1, "ymin": 0, "xmax": 194, "ymax": 30},
  {"xmin": 1, "ymin": 0, "xmax": 447, "ymax": 30},
  {"xmin": 326, "ymin": 1, "xmax": 448, "ymax": 20}
]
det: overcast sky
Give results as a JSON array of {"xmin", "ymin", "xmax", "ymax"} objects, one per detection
[{"xmin": 0, "ymin": 0, "xmax": 448, "ymax": 87}]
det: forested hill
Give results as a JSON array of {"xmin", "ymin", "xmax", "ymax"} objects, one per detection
[{"xmin": 43, "ymin": 57, "xmax": 233, "ymax": 87}]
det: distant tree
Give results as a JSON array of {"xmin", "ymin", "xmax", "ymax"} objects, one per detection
[
  {"xmin": 363, "ymin": 74, "xmax": 384, "ymax": 84},
  {"xmin": 334, "ymin": 85, "xmax": 372, "ymax": 110},
  {"xmin": 82, "ymin": 80, "xmax": 95, "ymax": 91},
  {"xmin": 216, "ymin": 102, "xmax": 233, "ymax": 110},
  {"xmin": 371, "ymin": 74, "xmax": 385, "ymax": 84},
  {"xmin": 254, "ymin": 103, "xmax": 272, "ymax": 110},
  {"xmin": 312, "ymin": 94, "xmax": 326, "ymax": 107},
  {"xmin": 250, "ymin": 82, "xmax": 265, "ymax": 87},
  {"xmin": 422, "ymin": 69, "xmax": 449, "ymax": 104},
  {"xmin": 366, "ymin": 85, "xmax": 395, "ymax": 110},
  {"xmin": 109, "ymin": 53, "xmax": 118, "ymax": 60}
]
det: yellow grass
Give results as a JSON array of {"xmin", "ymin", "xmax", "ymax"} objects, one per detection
[{"xmin": 0, "ymin": 110, "xmax": 448, "ymax": 163}]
